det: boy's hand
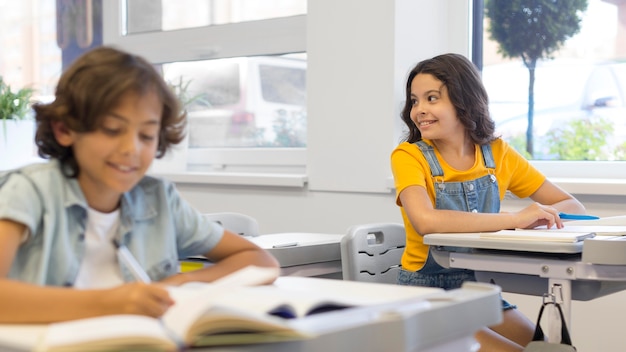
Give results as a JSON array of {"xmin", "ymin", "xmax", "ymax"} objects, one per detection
[{"xmin": 98, "ymin": 283, "xmax": 175, "ymax": 318}]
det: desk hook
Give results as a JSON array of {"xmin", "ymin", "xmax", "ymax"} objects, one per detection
[{"xmin": 542, "ymin": 283, "xmax": 564, "ymax": 305}]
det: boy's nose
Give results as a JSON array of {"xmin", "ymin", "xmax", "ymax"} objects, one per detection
[{"xmin": 120, "ymin": 134, "xmax": 140, "ymax": 154}]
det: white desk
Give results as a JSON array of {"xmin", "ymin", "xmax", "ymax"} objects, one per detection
[
  {"xmin": 0, "ymin": 277, "xmax": 502, "ymax": 352},
  {"xmin": 423, "ymin": 216, "xmax": 626, "ymax": 342},
  {"xmin": 181, "ymin": 233, "xmax": 344, "ymax": 279},
  {"xmin": 248, "ymin": 233, "xmax": 344, "ymax": 278}
]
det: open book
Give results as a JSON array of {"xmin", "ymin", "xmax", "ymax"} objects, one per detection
[
  {"xmin": 34, "ymin": 266, "xmax": 407, "ymax": 352},
  {"xmin": 479, "ymin": 229, "xmax": 596, "ymax": 243},
  {"xmin": 551, "ymin": 225, "xmax": 626, "ymax": 236}
]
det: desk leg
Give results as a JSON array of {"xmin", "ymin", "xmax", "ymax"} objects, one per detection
[{"xmin": 546, "ymin": 279, "xmax": 571, "ymax": 343}]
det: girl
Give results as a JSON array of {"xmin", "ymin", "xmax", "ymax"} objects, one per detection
[
  {"xmin": 0, "ymin": 46, "xmax": 278, "ymax": 324},
  {"xmin": 391, "ymin": 53, "xmax": 586, "ymax": 351}
]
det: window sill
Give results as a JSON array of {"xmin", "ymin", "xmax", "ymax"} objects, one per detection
[
  {"xmin": 149, "ymin": 171, "xmax": 308, "ymax": 188},
  {"xmin": 550, "ymin": 178, "xmax": 626, "ymax": 196},
  {"xmin": 385, "ymin": 176, "xmax": 626, "ymax": 197}
]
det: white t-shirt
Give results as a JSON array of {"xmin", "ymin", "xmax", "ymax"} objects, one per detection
[{"xmin": 73, "ymin": 208, "xmax": 125, "ymax": 289}]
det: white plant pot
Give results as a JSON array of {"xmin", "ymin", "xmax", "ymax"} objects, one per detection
[{"xmin": 0, "ymin": 119, "xmax": 38, "ymax": 171}]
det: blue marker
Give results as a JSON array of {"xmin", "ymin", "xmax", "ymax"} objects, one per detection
[{"xmin": 558, "ymin": 212, "xmax": 600, "ymax": 220}]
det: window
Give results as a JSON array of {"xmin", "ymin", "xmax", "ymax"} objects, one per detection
[
  {"xmin": 125, "ymin": 0, "xmax": 306, "ymax": 34},
  {"xmin": 3, "ymin": 1, "xmax": 622, "ymax": 191},
  {"xmin": 163, "ymin": 55, "xmax": 306, "ymax": 148},
  {"xmin": 0, "ymin": 1, "xmax": 61, "ymax": 102},
  {"xmin": 104, "ymin": 0, "xmax": 307, "ymax": 175},
  {"xmin": 479, "ymin": 0, "xmax": 626, "ymax": 164}
]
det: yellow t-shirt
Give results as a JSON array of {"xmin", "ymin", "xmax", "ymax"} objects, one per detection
[{"xmin": 390, "ymin": 138, "xmax": 546, "ymax": 271}]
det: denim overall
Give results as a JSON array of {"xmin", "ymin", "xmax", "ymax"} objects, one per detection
[{"xmin": 398, "ymin": 140, "xmax": 500, "ymax": 291}]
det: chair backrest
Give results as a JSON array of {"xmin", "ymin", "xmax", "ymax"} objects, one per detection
[
  {"xmin": 203, "ymin": 212, "xmax": 260, "ymax": 237},
  {"xmin": 341, "ymin": 223, "xmax": 406, "ymax": 284}
]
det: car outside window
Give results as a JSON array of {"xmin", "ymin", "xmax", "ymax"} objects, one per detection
[{"xmin": 164, "ymin": 56, "xmax": 306, "ymax": 149}]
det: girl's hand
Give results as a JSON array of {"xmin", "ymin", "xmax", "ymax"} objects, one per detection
[
  {"xmin": 98, "ymin": 283, "xmax": 175, "ymax": 318},
  {"xmin": 514, "ymin": 202, "xmax": 564, "ymax": 230}
]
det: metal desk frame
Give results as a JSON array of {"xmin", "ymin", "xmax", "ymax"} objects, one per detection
[{"xmin": 425, "ymin": 216, "xmax": 626, "ymax": 343}]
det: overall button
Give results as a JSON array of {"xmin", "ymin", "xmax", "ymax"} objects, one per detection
[
  {"xmin": 471, "ymin": 209, "xmax": 478, "ymax": 213},
  {"xmin": 467, "ymin": 183, "xmax": 475, "ymax": 191},
  {"xmin": 490, "ymin": 174, "xmax": 497, "ymax": 183}
]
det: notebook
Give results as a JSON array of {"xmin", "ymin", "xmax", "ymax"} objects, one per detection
[{"xmin": 479, "ymin": 229, "xmax": 596, "ymax": 243}]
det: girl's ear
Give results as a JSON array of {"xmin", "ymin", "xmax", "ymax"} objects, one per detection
[{"xmin": 50, "ymin": 120, "xmax": 74, "ymax": 147}]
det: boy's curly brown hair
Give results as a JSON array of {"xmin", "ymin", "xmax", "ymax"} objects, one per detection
[{"xmin": 33, "ymin": 46, "xmax": 186, "ymax": 177}]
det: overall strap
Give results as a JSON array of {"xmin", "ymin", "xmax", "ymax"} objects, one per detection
[
  {"xmin": 415, "ymin": 140, "xmax": 444, "ymax": 177},
  {"xmin": 416, "ymin": 141, "xmax": 496, "ymax": 176},
  {"xmin": 480, "ymin": 143, "xmax": 496, "ymax": 169}
]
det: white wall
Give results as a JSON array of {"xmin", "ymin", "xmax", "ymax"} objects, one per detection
[
  {"xmin": 307, "ymin": 0, "xmax": 470, "ymax": 193},
  {"xmin": 170, "ymin": 1, "xmax": 626, "ymax": 351}
]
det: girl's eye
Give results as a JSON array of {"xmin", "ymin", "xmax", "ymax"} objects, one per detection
[
  {"xmin": 410, "ymin": 99, "xmax": 417, "ymax": 106},
  {"xmin": 427, "ymin": 95, "xmax": 438, "ymax": 102}
]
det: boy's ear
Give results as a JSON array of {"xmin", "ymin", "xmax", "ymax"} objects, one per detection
[{"xmin": 50, "ymin": 120, "xmax": 74, "ymax": 147}]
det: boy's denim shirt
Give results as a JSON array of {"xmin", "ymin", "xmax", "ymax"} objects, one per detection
[{"xmin": 0, "ymin": 160, "xmax": 224, "ymax": 286}]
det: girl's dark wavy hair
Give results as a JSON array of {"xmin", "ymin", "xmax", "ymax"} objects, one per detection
[
  {"xmin": 400, "ymin": 53, "xmax": 497, "ymax": 145},
  {"xmin": 33, "ymin": 46, "xmax": 186, "ymax": 177}
]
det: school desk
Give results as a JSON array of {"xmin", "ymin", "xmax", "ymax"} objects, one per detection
[
  {"xmin": 423, "ymin": 215, "xmax": 626, "ymax": 343},
  {"xmin": 0, "ymin": 276, "xmax": 501, "ymax": 352},
  {"xmin": 181, "ymin": 232, "xmax": 345, "ymax": 278}
]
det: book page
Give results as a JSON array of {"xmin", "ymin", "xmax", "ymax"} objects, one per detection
[
  {"xmin": 231, "ymin": 285, "xmax": 355, "ymax": 318},
  {"xmin": 159, "ymin": 267, "xmax": 436, "ymax": 347},
  {"xmin": 479, "ymin": 229, "xmax": 595, "ymax": 242},
  {"xmin": 185, "ymin": 285, "xmax": 354, "ymax": 319},
  {"xmin": 161, "ymin": 265, "xmax": 281, "ymax": 343},
  {"xmin": 37, "ymin": 315, "xmax": 177, "ymax": 352},
  {"xmin": 162, "ymin": 281, "xmax": 396, "ymax": 345},
  {"xmin": 547, "ymin": 225, "xmax": 626, "ymax": 236},
  {"xmin": 210, "ymin": 265, "xmax": 280, "ymax": 287},
  {"xmin": 566, "ymin": 215, "xmax": 626, "ymax": 227},
  {"xmin": 163, "ymin": 287, "xmax": 316, "ymax": 345},
  {"xmin": 184, "ymin": 305, "xmax": 311, "ymax": 345}
]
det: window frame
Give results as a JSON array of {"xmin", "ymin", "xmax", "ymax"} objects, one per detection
[
  {"xmin": 102, "ymin": 0, "xmax": 307, "ymax": 178},
  {"xmin": 473, "ymin": 0, "xmax": 626, "ymax": 195},
  {"xmin": 99, "ymin": 1, "xmax": 626, "ymax": 195}
]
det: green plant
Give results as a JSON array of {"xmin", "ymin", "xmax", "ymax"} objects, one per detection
[
  {"xmin": 545, "ymin": 116, "xmax": 613, "ymax": 160},
  {"xmin": 615, "ymin": 141, "xmax": 626, "ymax": 161},
  {"xmin": 0, "ymin": 77, "xmax": 34, "ymax": 121},
  {"xmin": 504, "ymin": 133, "xmax": 532, "ymax": 159},
  {"xmin": 167, "ymin": 76, "xmax": 208, "ymax": 112},
  {"xmin": 485, "ymin": 0, "xmax": 588, "ymax": 157}
]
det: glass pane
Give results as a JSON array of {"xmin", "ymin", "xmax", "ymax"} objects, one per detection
[
  {"xmin": 482, "ymin": 0, "xmax": 626, "ymax": 161},
  {"xmin": 125, "ymin": 0, "xmax": 307, "ymax": 34},
  {"xmin": 0, "ymin": 0, "xmax": 61, "ymax": 101},
  {"xmin": 163, "ymin": 54, "xmax": 307, "ymax": 148}
]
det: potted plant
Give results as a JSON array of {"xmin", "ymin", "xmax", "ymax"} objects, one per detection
[
  {"xmin": 0, "ymin": 76, "xmax": 33, "ymax": 121},
  {"xmin": 150, "ymin": 76, "xmax": 205, "ymax": 174},
  {"xmin": 0, "ymin": 76, "xmax": 36, "ymax": 170}
]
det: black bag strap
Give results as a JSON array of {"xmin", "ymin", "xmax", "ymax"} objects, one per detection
[{"xmin": 531, "ymin": 302, "xmax": 574, "ymax": 346}]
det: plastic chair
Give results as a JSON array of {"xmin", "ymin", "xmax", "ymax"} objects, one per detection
[
  {"xmin": 180, "ymin": 212, "xmax": 260, "ymax": 273},
  {"xmin": 341, "ymin": 223, "xmax": 406, "ymax": 284},
  {"xmin": 203, "ymin": 212, "xmax": 260, "ymax": 237}
]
